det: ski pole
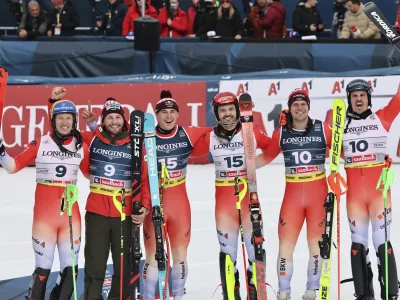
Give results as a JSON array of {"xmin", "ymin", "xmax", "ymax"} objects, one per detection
[
  {"xmin": 113, "ymin": 189, "xmax": 126, "ymax": 300},
  {"xmin": 376, "ymin": 165, "xmax": 395, "ymax": 300},
  {"xmin": 160, "ymin": 163, "xmax": 171, "ymax": 300},
  {"xmin": 61, "ymin": 184, "xmax": 79, "ymax": 300},
  {"xmin": 235, "ymin": 177, "xmax": 249, "ymax": 300},
  {"xmin": 327, "ymin": 172, "xmax": 347, "ymax": 300}
]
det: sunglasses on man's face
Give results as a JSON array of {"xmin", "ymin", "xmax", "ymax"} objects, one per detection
[{"xmin": 221, "ymin": 0, "xmax": 231, "ymax": 3}]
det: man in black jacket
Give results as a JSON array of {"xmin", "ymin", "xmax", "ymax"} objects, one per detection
[
  {"xmin": 47, "ymin": 0, "xmax": 80, "ymax": 36},
  {"xmin": 97, "ymin": 0, "xmax": 128, "ymax": 36},
  {"xmin": 292, "ymin": 0, "xmax": 324, "ymax": 37},
  {"xmin": 18, "ymin": 0, "xmax": 48, "ymax": 39}
]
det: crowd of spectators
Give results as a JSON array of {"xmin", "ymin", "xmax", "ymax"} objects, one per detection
[{"xmin": 15, "ymin": 0, "xmax": 391, "ymax": 40}]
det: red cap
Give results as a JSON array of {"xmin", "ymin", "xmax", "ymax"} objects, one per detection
[{"xmin": 287, "ymin": 89, "xmax": 310, "ymax": 108}]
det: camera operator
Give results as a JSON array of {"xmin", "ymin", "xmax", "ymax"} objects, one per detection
[
  {"xmin": 187, "ymin": 0, "xmax": 217, "ymax": 38},
  {"xmin": 18, "ymin": 0, "xmax": 48, "ymax": 39},
  {"xmin": 97, "ymin": 0, "xmax": 128, "ymax": 36},
  {"xmin": 47, "ymin": 0, "xmax": 79, "ymax": 36}
]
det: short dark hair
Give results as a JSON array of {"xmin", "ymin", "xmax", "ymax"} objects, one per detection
[{"xmin": 346, "ymin": 0, "xmax": 361, "ymax": 5}]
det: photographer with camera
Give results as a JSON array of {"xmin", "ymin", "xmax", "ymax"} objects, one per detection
[
  {"xmin": 47, "ymin": 0, "xmax": 79, "ymax": 36},
  {"xmin": 247, "ymin": 0, "xmax": 286, "ymax": 38},
  {"xmin": 96, "ymin": 0, "xmax": 128, "ymax": 36},
  {"xmin": 18, "ymin": 0, "xmax": 48, "ymax": 39},
  {"xmin": 159, "ymin": 0, "xmax": 189, "ymax": 37}
]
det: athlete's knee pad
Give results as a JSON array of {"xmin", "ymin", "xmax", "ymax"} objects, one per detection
[
  {"xmin": 27, "ymin": 267, "xmax": 51, "ymax": 300},
  {"xmin": 377, "ymin": 242, "xmax": 399, "ymax": 298},
  {"xmin": 351, "ymin": 242, "xmax": 370, "ymax": 297},
  {"xmin": 219, "ymin": 252, "xmax": 241, "ymax": 300}
]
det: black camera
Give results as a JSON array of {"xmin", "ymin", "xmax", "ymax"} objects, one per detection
[
  {"xmin": 7, "ymin": 0, "xmax": 25, "ymax": 25},
  {"xmin": 198, "ymin": 0, "xmax": 214, "ymax": 13}
]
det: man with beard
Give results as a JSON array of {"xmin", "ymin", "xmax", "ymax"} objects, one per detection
[
  {"xmin": 188, "ymin": 92, "xmax": 270, "ymax": 299},
  {"xmin": 81, "ymin": 98, "xmax": 151, "ymax": 300},
  {"xmin": 158, "ymin": 0, "xmax": 189, "ymax": 37},
  {"xmin": 343, "ymin": 80, "xmax": 400, "ymax": 300},
  {"xmin": 256, "ymin": 89, "xmax": 332, "ymax": 300}
]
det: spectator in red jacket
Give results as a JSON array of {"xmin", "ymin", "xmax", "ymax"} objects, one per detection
[
  {"xmin": 122, "ymin": 0, "xmax": 158, "ymax": 36},
  {"xmin": 159, "ymin": 0, "xmax": 189, "ymax": 37},
  {"xmin": 187, "ymin": 0, "xmax": 199, "ymax": 34},
  {"xmin": 248, "ymin": 0, "xmax": 285, "ymax": 38}
]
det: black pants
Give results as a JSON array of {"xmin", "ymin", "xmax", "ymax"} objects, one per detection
[{"xmin": 84, "ymin": 212, "xmax": 132, "ymax": 300}]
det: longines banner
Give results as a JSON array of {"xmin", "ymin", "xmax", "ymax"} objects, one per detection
[{"xmin": 1, "ymin": 82, "xmax": 207, "ymax": 158}]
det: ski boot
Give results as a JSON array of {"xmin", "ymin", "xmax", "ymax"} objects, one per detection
[
  {"xmin": 49, "ymin": 266, "xmax": 77, "ymax": 300},
  {"xmin": 220, "ymin": 252, "xmax": 241, "ymax": 300},
  {"xmin": 377, "ymin": 242, "xmax": 399, "ymax": 300},
  {"xmin": 26, "ymin": 267, "xmax": 50, "ymax": 300},
  {"xmin": 302, "ymin": 289, "xmax": 317, "ymax": 300},
  {"xmin": 277, "ymin": 291, "xmax": 291, "ymax": 300},
  {"xmin": 246, "ymin": 270, "xmax": 257, "ymax": 300}
]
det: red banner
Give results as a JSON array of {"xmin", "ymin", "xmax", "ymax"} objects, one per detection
[{"xmin": 2, "ymin": 82, "xmax": 207, "ymax": 157}]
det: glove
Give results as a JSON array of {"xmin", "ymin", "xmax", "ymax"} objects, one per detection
[
  {"xmin": 279, "ymin": 109, "xmax": 289, "ymax": 126},
  {"xmin": 385, "ymin": 154, "xmax": 392, "ymax": 168},
  {"xmin": 351, "ymin": 26, "xmax": 361, "ymax": 38}
]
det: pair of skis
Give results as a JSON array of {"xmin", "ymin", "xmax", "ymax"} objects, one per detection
[
  {"xmin": 239, "ymin": 94, "xmax": 268, "ymax": 300},
  {"xmin": 129, "ymin": 110, "xmax": 170, "ymax": 300},
  {"xmin": 318, "ymin": 98, "xmax": 347, "ymax": 300}
]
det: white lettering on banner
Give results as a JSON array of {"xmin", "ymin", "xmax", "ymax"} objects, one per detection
[
  {"xmin": 219, "ymin": 76, "xmax": 400, "ymax": 163},
  {"xmin": 2, "ymin": 106, "xmax": 24, "ymax": 147},
  {"xmin": 187, "ymin": 103, "xmax": 202, "ymax": 127},
  {"xmin": 26, "ymin": 106, "xmax": 47, "ymax": 146}
]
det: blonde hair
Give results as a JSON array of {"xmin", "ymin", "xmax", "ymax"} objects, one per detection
[{"xmin": 217, "ymin": 5, "xmax": 234, "ymax": 19}]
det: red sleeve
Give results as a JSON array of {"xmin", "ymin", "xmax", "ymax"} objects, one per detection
[
  {"xmin": 9, "ymin": 140, "xmax": 40, "ymax": 173},
  {"xmin": 149, "ymin": 6, "xmax": 158, "ymax": 18},
  {"xmin": 158, "ymin": 9, "xmax": 167, "ymax": 25},
  {"xmin": 255, "ymin": 127, "xmax": 282, "ymax": 168},
  {"xmin": 189, "ymin": 130, "xmax": 211, "ymax": 157},
  {"xmin": 185, "ymin": 126, "xmax": 213, "ymax": 146},
  {"xmin": 254, "ymin": 127, "xmax": 270, "ymax": 150},
  {"xmin": 82, "ymin": 131, "xmax": 95, "ymax": 146},
  {"xmin": 376, "ymin": 91, "xmax": 400, "ymax": 132},
  {"xmin": 170, "ymin": 12, "xmax": 188, "ymax": 34},
  {"xmin": 253, "ymin": 111, "xmax": 267, "ymax": 135},
  {"xmin": 79, "ymin": 142, "xmax": 90, "ymax": 179},
  {"xmin": 122, "ymin": 9, "xmax": 133, "ymax": 36}
]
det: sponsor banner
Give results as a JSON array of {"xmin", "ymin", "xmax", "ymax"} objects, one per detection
[
  {"xmin": 219, "ymin": 76, "xmax": 400, "ymax": 163},
  {"xmin": 1, "ymin": 82, "xmax": 206, "ymax": 158}
]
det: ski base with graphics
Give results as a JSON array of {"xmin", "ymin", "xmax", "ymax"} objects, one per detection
[
  {"xmin": 318, "ymin": 98, "xmax": 347, "ymax": 300},
  {"xmin": 143, "ymin": 113, "xmax": 171, "ymax": 300},
  {"xmin": 130, "ymin": 110, "xmax": 145, "ymax": 300},
  {"xmin": 239, "ymin": 93, "xmax": 268, "ymax": 300},
  {"xmin": 364, "ymin": 2, "xmax": 400, "ymax": 51}
]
